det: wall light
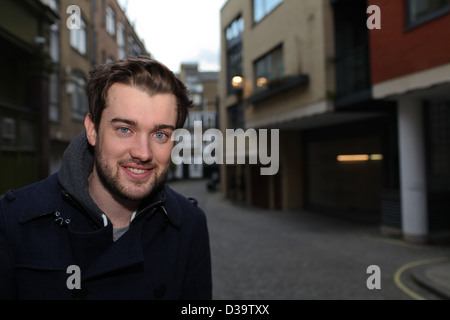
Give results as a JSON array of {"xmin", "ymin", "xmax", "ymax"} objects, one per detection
[
  {"xmin": 256, "ymin": 77, "xmax": 268, "ymax": 88},
  {"xmin": 231, "ymin": 76, "xmax": 244, "ymax": 89},
  {"xmin": 337, "ymin": 154, "xmax": 370, "ymax": 162},
  {"xmin": 369, "ymin": 154, "xmax": 383, "ymax": 161},
  {"xmin": 337, "ymin": 154, "xmax": 384, "ymax": 162}
]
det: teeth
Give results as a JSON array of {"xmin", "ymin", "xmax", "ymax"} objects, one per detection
[{"xmin": 127, "ymin": 167, "xmax": 148, "ymax": 174}]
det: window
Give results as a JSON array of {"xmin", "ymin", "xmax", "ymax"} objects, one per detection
[
  {"xmin": 1, "ymin": 118, "xmax": 16, "ymax": 142},
  {"xmin": 49, "ymin": 71, "xmax": 60, "ymax": 122},
  {"xmin": 49, "ymin": 22, "xmax": 60, "ymax": 122},
  {"xmin": 226, "ymin": 16, "xmax": 244, "ymax": 94},
  {"xmin": 203, "ymin": 112, "xmax": 216, "ymax": 128},
  {"xmin": 49, "ymin": 23, "xmax": 59, "ymax": 63},
  {"xmin": 41, "ymin": 0, "xmax": 59, "ymax": 12},
  {"xmin": 425, "ymin": 100, "xmax": 450, "ymax": 192},
  {"xmin": 253, "ymin": 0, "xmax": 283, "ymax": 23},
  {"xmin": 128, "ymin": 36, "xmax": 144, "ymax": 56},
  {"xmin": 117, "ymin": 22, "xmax": 126, "ymax": 59},
  {"xmin": 71, "ymin": 71, "xmax": 88, "ymax": 121},
  {"xmin": 70, "ymin": 17, "xmax": 87, "ymax": 55},
  {"xmin": 226, "ymin": 16, "xmax": 244, "ymax": 42},
  {"xmin": 106, "ymin": 6, "xmax": 116, "ymax": 37},
  {"xmin": 407, "ymin": 0, "xmax": 450, "ymax": 25},
  {"xmin": 20, "ymin": 119, "xmax": 35, "ymax": 149},
  {"xmin": 227, "ymin": 104, "xmax": 244, "ymax": 129},
  {"xmin": 188, "ymin": 112, "xmax": 203, "ymax": 129},
  {"xmin": 428, "ymin": 102, "xmax": 450, "ymax": 177},
  {"xmin": 254, "ymin": 45, "xmax": 284, "ymax": 92}
]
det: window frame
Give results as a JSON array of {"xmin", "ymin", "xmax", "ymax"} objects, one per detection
[
  {"xmin": 253, "ymin": 0, "xmax": 283, "ymax": 24},
  {"xmin": 405, "ymin": 0, "xmax": 450, "ymax": 30},
  {"xmin": 128, "ymin": 35, "xmax": 144, "ymax": 56},
  {"xmin": 70, "ymin": 71, "xmax": 89, "ymax": 121},
  {"xmin": 70, "ymin": 16, "xmax": 87, "ymax": 55},
  {"xmin": 253, "ymin": 44, "xmax": 284, "ymax": 92},
  {"xmin": 106, "ymin": 5, "xmax": 116, "ymax": 37},
  {"xmin": 117, "ymin": 21, "xmax": 126, "ymax": 59},
  {"xmin": 225, "ymin": 15, "xmax": 244, "ymax": 95}
]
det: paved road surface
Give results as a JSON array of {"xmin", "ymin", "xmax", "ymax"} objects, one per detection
[{"xmin": 168, "ymin": 179, "xmax": 450, "ymax": 300}]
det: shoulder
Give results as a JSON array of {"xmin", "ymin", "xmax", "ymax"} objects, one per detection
[
  {"xmin": 2, "ymin": 174, "xmax": 60, "ymax": 200},
  {"xmin": 163, "ymin": 184, "xmax": 207, "ymax": 228},
  {"xmin": 164, "ymin": 185, "xmax": 200, "ymax": 209},
  {"xmin": 0, "ymin": 174, "xmax": 63, "ymax": 223}
]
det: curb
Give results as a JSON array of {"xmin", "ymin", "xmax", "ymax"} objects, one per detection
[{"xmin": 412, "ymin": 261, "xmax": 450, "ymax": 300}]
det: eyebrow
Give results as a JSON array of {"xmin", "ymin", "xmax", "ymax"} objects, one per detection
[
  {"xmin": 110, "ymin": 118, "xmax": 175, "ymax": 132},
  {"xmin": 110, "ymin": 118, "xmax": 137, "ymax": 127}
]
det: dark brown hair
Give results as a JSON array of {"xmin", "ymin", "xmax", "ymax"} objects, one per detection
[{"xmin": 86, "ymin": 56, "xmax": 192, "ymax": 129}]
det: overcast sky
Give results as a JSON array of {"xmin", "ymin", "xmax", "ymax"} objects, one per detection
[{"xmin": 118, "ymin": 0, "xmax": 228, "ymax": 73}]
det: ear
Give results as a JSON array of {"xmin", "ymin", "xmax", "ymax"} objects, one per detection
[{"xmin": 84, "ymin": 113, "xmax": 97, "ymax": 147}]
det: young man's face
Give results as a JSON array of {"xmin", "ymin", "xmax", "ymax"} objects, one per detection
[{"xmin": 85, "ymin": 83, "xmax": 178, "ymax": 202}]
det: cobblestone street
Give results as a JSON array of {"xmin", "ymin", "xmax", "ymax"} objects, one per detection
[{"xmin": 168, "ymin": 179, "xmax": 450, "ymax": 300}]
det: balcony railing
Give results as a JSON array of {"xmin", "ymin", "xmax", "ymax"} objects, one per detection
[{"xmin": 246, "ymin": 74, "xmax": 309, "ymax": 104}]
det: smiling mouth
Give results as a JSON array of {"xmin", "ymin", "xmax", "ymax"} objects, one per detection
[
  {"xmin": 126, "ymin": 167, "xmax": 149, "ymax": 174},
  {"xmin": 122, "ymin": 165, "xmax": 154, "ymax": 179}
]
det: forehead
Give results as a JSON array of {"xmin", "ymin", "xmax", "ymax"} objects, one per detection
[{"xmin": 104, "ymin": 83, "xmax": 178, "ymax": 125}]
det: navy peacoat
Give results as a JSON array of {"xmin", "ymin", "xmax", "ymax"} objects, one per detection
[{"xmin": 0, "ymin": 174, "xmax": 212, "ymax": 300}]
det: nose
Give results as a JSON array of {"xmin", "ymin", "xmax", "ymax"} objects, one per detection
[{"xmin": 130, "ymin": 134, "xmax": 152, "ymax": 163}]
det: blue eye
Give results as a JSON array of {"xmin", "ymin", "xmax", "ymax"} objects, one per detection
[
  {"xmin": 155, "ymin": 132, "xmax": 166, "ymax": 139},
  {"xmin": 116, "ymin": 127, "xmax": 132, "ymax": 136}
]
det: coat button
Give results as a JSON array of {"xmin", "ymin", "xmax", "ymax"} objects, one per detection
[{"xmin": 154, "ymin": 284, "xmax": 166, "ymax": 298}]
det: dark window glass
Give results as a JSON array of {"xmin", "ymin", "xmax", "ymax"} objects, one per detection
[
  {"xmin": 253, "ymin": 45, "xmax": 284, "ymax": 91},
  {"xmin": 407, "ymin": 0, "xmax": 450, "ymax": 25}
]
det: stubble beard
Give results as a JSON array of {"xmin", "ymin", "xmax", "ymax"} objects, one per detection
[{"xmin": 94, "ymin": 147, "xmax": 169, "ymax": 202}]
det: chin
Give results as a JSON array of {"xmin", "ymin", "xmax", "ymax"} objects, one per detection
[{"xmin": 120, "ymin": 171, "xmax": 168, "ymax": 201}]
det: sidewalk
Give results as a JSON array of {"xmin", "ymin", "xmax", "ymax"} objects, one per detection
[{"xmin": 412, "ymin": 259, "xmax": 450, "ymax": 300}]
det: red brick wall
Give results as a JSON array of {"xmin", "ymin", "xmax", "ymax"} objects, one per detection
[{"xmin": 368, "ymin": 0, "xmax": 450, "ymax": 84}]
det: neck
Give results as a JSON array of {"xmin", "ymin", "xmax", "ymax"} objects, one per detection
[{"xmin": 88, "ymin": 170, "xmax": 140, "ymax": 229}]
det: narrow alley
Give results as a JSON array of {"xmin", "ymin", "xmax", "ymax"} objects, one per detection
[{"xmin": 168, "ymin": 179, "xmax": 450, "ymax": 300}]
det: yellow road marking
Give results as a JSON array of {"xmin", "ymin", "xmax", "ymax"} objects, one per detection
[{"xmin": 394, "ymin": 257, "xmax": 450, "ymax": 300}]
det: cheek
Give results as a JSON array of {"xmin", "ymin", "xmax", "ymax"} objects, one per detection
[
  {"xmin": 98, "ymin": 135, "xmax": 129, "ymax": 160},
  {"xmin": 152, "ymin": 142, "xmax": 174, "ymax": 164}
]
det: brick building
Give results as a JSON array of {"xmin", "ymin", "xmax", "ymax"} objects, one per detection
[{"xmin": 369, "ymin": 0, "xmax": 450, "ymax": 242}]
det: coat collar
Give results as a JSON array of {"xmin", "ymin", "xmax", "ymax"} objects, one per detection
[
  {"xmin": 16, "ymin": 174, "xmax": 68, "ymax": 224},
  {"xmin": 16, "ymin": 174, "xmax": 182, "ymax": 229}
]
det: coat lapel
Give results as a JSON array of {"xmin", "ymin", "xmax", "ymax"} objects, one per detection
[{"xmin": 68, "ymin": 222, "xmax": 144, "ymax": 281}]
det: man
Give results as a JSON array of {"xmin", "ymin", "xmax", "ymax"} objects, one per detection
[{"xmin": 0, "ymin": 56, "xmax": 212, "ymax": 300}]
